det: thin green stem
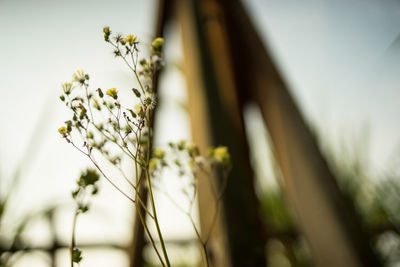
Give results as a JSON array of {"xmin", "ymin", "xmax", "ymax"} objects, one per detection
[
  {"xmin": 87, "ymin": 156, "xmax": 136, "ymax": 204},
  {"xmin": 188, "ymin": 216, "xmax": 209, "ymax": 267},
  {"xmin": 84, "ymin": 85, "xmax": 94, "ymax": 123},
  {"xmin": 201, "ymin": 243, "xmax": 210, "ymax": 267},
  {"xmin": 134, "ymin": 192, "xmax": 166, "ymax": 267},
  {"xmin": 145, "ymin": 167, "xmax": 171, "ymax": 267},
  {"xmin": 70, "ymin": 209, "xmax": 79, "ymax": 267},
  {"xmin": 143, "ymin": 116, "xmax": 170, "ymax": 266},
  {"xmin": 105, "ymin": 37, "xmax": 170, "ymax": 267},
  {"xmin": 132, "ymin": 131, "xmax": 163, "ymax": 264},
  {"xmin": 133, "ymin": 70, "xmax": 146, "ymax": 95}
]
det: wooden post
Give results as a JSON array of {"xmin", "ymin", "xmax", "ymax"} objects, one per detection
[
  {"xmin": 129, "ymin": 1, "xmax": 171, "ymax": 266},
  {"xmin": 175, "ymin": 1, "xmax": 230, "ymax": 265},
  {"xmin": 176, "ymin": 0, "xmax": 267, "ymax": 266}
]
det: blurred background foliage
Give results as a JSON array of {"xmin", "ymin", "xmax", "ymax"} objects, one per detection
[
  {"xmin": 257, "ymin": 129, "xmax": 400, "ymax": 267},
  {"xmin": 2, "ymin": 125, "xmax": 400, "ymax": 267}
]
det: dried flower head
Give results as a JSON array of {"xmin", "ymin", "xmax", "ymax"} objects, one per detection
[
  {"xmin": 72, "ymin": 70, "xmax": 88, "ymax": 86},
  {"xmin": 62, "ymin": 82, "xmax": 74, "ymax": 95}
]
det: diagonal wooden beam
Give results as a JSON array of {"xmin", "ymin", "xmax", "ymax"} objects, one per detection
[{"xmin": 216, "ymin": 0, "xmax": 381, "ymax": 266}]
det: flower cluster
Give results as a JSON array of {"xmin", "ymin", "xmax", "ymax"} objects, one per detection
[
  {"xmin": 58, "ymin": 27, "xmax": 230, "ymax": 267},
  {"xmin": 149, "ymin": 141, "xmax": 230, "ymax": 177},
  {"xmin": 58, "ymin": 27, "xmax": 171, "ymax": 266},
  {"xmin": 148, "ymin": 141, "xmax": 231, "ymax": 258},
  {"xmin": 102, "ymin": 26, "xmax": 163, "ymax": 76},
  {"xmin": 149, "ymin": 140, "xmax": 231, "ymax": 215},
  {"xmin": 58, "ymin": 29, "xmax": 163, "ymax": 161}
]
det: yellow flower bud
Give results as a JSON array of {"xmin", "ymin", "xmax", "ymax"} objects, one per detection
[
  {"xmin": 125, "ymin": 35, "xmax": 137, "ymax": 46},
  {"xmin": 153, "ymin": 149, "xmax": 165, "ymax": 159},
  {"xmin": 149, "ymin": 158, "xmax": 158, "ymax": 170},
  {"xmin": 58, "ymin": 126, "xmax": 69, "ymax": 137},
  {"xmin": 106, "ymin": 88, "xmax": 118, "ymax": 99},
  {"xmin": 186, "ymin": 143, "xmax": 199, "ymax": 158},
  {"xmin": 151, "ymin": 37, "xmax": 164, "ymax": 55},
  {"xmin": 103, "ymin": 26, "xmax": 111, "ymax": 41},
  {"xmin": 212, "ymin": 146, "xmax": 230, "ymax": 165},
  {"xmin": 103, "ymin": 26, "xmax": 111, "ymax": 35}
]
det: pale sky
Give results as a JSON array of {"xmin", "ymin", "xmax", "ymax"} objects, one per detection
[
  {"xmin": 246, "ymin": 0, "xmax": 400, "ymax": 171},
  {"xmin": 1, "ymin": 0, "xmax": 400, "ymax": 266}
]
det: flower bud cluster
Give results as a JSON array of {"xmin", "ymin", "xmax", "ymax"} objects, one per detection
[
  {"xmin": 149, "ymin": 140, "xmax": 231, "ymax": 180},
  {"xmin": 58, "ymin": 28, "xmax": 170, "ymax": 207},
  {"xmin": 103, "ymin": 26, "xmax": 111, "ymax": 42}
]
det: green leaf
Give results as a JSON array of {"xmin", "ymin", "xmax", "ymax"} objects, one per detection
[
  {"xmin": 78, "ymin": 169, "xmax": 100, "ymax": 188},
  {"xmin": 71, "ymin": 189, "xmax": 80, "ymax": 199},
  {"xmin": 72, "ymin": 248, "xmax": 82, "ymax": 263},
  {"xmin": 78, "ymin": 204, "xmax": 89, "ymax": 213},
  {"xmin": 91, "ymin": 186, "xmax": 99, "ymax": 195}
]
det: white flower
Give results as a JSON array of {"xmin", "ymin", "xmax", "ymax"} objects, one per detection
[{"xmin": 144, "ymin": 92, "xmax": 157, "ymax": 110}]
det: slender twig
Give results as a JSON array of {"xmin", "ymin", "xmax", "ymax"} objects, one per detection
[
  {"xmin": 70, "ymin": 209, "xmax": 79, "ymax": 267},
  {"xmin": 88, "ymin": 156, "xmax": 136, "ymax": 204},
  {"xmin": 144, "ymin": 167, "xmax": 171, "ymax": 267}
]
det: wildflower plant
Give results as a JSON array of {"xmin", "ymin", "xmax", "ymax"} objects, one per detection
[
  {"xmin": 58, "ymin": 27, "xmax": 230, "ymax": 267},
  {"xmin": 151, "ymin": 141, "xmax": 231, "ymax": 266},
  {"xmin": 70, "ymin": 169, "xmax": 100, "ymax": 266}
]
